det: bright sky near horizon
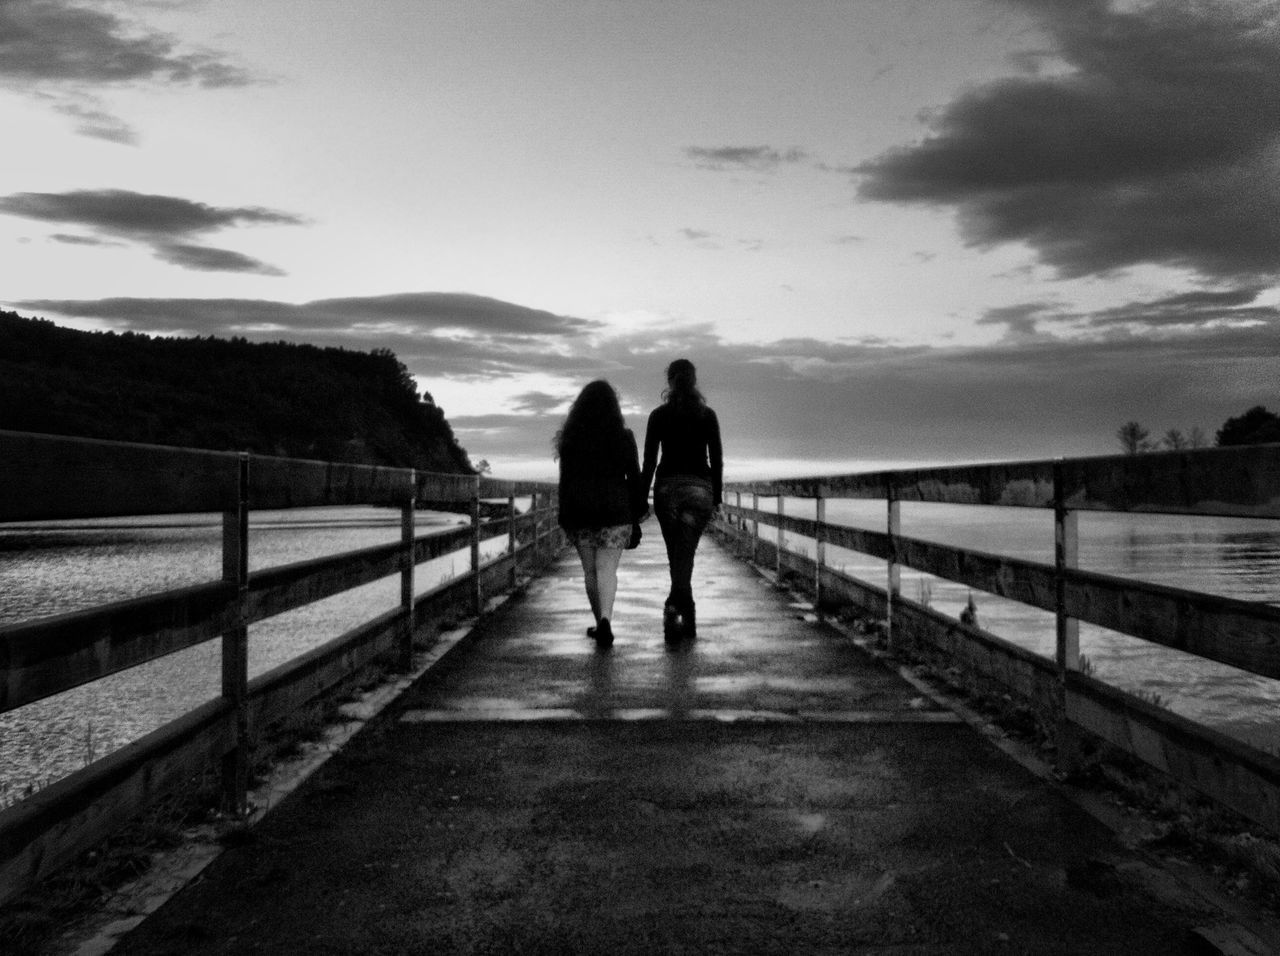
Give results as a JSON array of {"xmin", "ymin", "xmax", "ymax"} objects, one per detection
[{"xmin": 2, "ymin": 0, "xmax": 1278, "ymax": 479}]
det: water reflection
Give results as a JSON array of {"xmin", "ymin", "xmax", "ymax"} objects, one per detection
[
  {"xmin": 584, "ymin": 646, "xmax": 615, "ymax": 718},
  {"xmin": 663, "ymin": 641, "xmax": 696, "ymax": 718}
]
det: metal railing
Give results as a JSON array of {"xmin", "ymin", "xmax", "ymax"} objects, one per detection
[
  {"xmin": 714, "ymin": 444, "xmax": 1280, "ymax": 835},
  {"xmin": 0, "ymin": 429, "xmax": 563, "ymax": 903}
]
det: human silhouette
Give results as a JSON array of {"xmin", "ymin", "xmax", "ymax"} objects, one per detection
[
  {"xmin": 555, "ymin": 380, "xmax": 647, "ymax": 647},
  {"xmin": 640, "ymin": 359, "xmax": 723, "ymax": 641}
]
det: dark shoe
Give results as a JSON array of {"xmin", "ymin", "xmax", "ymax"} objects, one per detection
[
  {"xmin": 593, "ymin": 618, "xmax": 614, "ymax": 647},
  {"xmin": 663, "ymin": 603, "xmax": 683, "ymax": 643}
]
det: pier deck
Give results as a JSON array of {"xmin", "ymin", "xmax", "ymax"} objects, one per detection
[{"xmin": 110, "ymin": 527, "xmax": 1257, "ymax": 955}]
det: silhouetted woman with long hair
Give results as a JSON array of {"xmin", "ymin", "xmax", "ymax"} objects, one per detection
[
  {"xmin": 640, "ymin": 359, "xmax": 723, "ymax": 641},
  {"xmin": 555, "ymin": 380, "xmax": 646, "ymax": 647}
]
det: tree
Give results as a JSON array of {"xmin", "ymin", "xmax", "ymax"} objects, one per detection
[
  {"xmin": 1216, "ymin": 406, "xmax": 1280, "ymax": 446},
  {"xmin": 1162, "ymin": 428, "xmax": 1188, "ymax": 451},
  {"xmin": 1188, "ymin": 426, "xmax": 1208, "ymax": 448},
  {"xmin": 1116, "ymin": 421, "xmax": 1151, "ymax": 454}
]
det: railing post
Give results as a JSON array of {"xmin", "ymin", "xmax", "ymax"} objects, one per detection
[
  {"xmin": 751, "ymin": 486, "xmax": 760, "ymax": 563},
  {"xmin": 886, "ymin": 482, "xmax": 901, "ymax": 652},
  {"xmin": 470, "ymin": 475, "xmax": 482, "ymax": 615},
  {"xmin": 551, "ymin": 489, "xmax": 563, "ymax": 553},
  {"xmin": 776, "ymin": 492, "xmax": 785, "ymax": 579},
  {"xmin": 1053, "ymin": 459, "xmax": 1084, "ymax": 771},
  {"xmin": 814, "ymin": 494, "xmax": 825, "ymax": 619},
  {"xmin": 1054, "ymin": 470, "xmax": 1080, "ymax": 673},
  {"xmin": 398, "ymin": 470, "xmax": 416, "ymax": 671},
  {"xmin": 220, "ymin": 452, "xmax": 250, "ymax": 815},
  {"xmin": 508, "ymin": 485, "xmax": 518, "ymax": 589},
  {"xmin": 533, "ymin": 490, "xmax": 544, "ymax": 566},
  {"xmin": 734, "ymin": 490, "xmax": 742, "ymax": 532}
]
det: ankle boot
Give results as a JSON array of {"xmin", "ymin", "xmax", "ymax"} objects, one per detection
[
  {"xmin": 682, "ymin": 598, "xmax": 696, "ymax": 639},
  {"xmin": 663, "ymin": 601, "xmax": 682, "ymax": 642},
  {"xmin": 594, "ymin": 617, "xmax": 614, "ymax": 647}
]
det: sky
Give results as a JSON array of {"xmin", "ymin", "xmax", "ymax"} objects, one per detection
[{"xmin": 1, "ymin": 0, "xmax": 1278, "ymax": 479}]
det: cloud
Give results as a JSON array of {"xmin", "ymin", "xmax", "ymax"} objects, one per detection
[
  {"xmin": 50, "ymin": 232, "xmax": 122, "ymax": 247},
  {"xmin": 856, "ymin": 0, "xmax": 1280, "ymax": 282},
  {"xmin": 0, "ymin": 189, "xmax": 303, "ymax": 235},
  {"xmin": 448, "ymin": 302, "xmax": 1280, "ymax": 473},
  {"xmin": 1083, "ymin": 285, "xmax": 1278, "ymax": 330},
  {"xmin": 508, "ymin": 391, "xmax": 572, "ymax": 414},
  {"xmin": 14, "ymin": 289, "xmax": 1280, "ymax": 476},
  {"xmin": 0, "ymin": 0, "xmax": 259, "ymax": 141},
  {"xmin": 12, "ymin": 292, "xmax": 605, "ymax": 378},
  {"xmin": 53, "ymin": 96, "xmax": 138, "ymax": 143},
  {"xmin": 152, "ymin": 243, "xmax": 285, "ymax": 275},
  {"xmin": 0, "ymin": 0, "xmax": 255, "ymax": 87},
  {"xmin": 677, "ymin": 227, "xmax": 724, "ymax": 250},
  {"xmin": 685, "ymin": 145, "xmax": 809, "ymax": 172},
  {"xmin": 976, "ymin": 302, "xmax": 1066, "ymax": 342},
  {"xmin": 0, "ymin": 188, "xmax": 304, "ymax": 274}
]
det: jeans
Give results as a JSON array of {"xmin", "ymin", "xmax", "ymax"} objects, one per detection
[{"xmin": 654, "ymin": 476, "xmax": 715, "ymax": 608}]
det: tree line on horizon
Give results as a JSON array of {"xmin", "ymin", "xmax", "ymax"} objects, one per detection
[
  {"xmin": 0, "ymin": 310, "xmax": 475, "ymax": 474},
  {"xmin": 1116, "ymin": 406, "xmax": 1280, "ymax": 455}
]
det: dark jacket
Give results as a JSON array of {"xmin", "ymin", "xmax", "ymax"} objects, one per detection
[
  {"xmin": 640, "ymin": 404, "xmax": 724, "ymax": 504},
  {"xmin": 557, "ymin": 428, "xmax": 645, "ymax": 531}
]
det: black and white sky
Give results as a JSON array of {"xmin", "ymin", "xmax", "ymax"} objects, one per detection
[{"xmin": 2, "ymin": 0, "xmax": 1277, "ymax": 476}]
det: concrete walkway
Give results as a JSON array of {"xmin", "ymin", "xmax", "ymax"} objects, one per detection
[{"xmin": 111, "ymin": 525, "xmax": 1247, "ymax": 955}]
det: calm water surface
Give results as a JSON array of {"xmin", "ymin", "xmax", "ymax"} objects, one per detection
[
  {"xmin": 762, "ymin": 499, "xmax": 1280, "ymax": 751},
  {"xmin": 0, "ymin": 506, "xmax": 500, "ymax": 801}
]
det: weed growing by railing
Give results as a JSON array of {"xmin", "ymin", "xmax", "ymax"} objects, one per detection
[
  {"xmin": 0, "ymin": 775, "xmax": 217, "ymax": 956},
  {"xmin": 1133, "ymin": 688, "xmax": 1172, "ymax": 709},
  {"xmin": 0, "ymin": 777, "xmax": 56, "ymax": 813}
]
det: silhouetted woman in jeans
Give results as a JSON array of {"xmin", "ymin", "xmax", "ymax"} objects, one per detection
[
  {"xmin": 556, "ymin": 380, "xmax": 646, "ymax": 647},
  {"xmin": 641, "ymin": 359, "xmax": 723, "ymax": 640}
]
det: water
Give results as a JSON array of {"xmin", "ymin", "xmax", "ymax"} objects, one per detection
[
  {"xmin": 0, "ymin": 506, "xmax": 514, "ymax": 803},
  {"xmin": 755, "ymin": 498, "xmax": 1280, "ymax": 752}
]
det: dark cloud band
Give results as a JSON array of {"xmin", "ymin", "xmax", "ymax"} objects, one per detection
[
  {"xmin": 0, "ymin": 189, "xmax": 305, "ymax": 275},
  {"xmin": 856, "ymin": 0, "xmax": 1280, "ymax": 282},
  {"xmin": 0, "ymin": 0, "xmax": 255, "ymax": 87},
  {"xmin": 12, "ymin": 288, "xmax": 1280, "ymax": 471}
]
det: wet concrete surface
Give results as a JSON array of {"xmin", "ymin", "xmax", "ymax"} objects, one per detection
[{"xmin": 111, "ymin": 527, "xmax": 1239, "ymax": 954}]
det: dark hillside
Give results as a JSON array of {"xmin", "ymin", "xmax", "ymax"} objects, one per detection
[{"xmin": 0, "ymin": 310, "xmax": 474, "ymax": 473}]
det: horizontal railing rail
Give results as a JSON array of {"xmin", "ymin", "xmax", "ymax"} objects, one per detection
[
  {"xmin": 715, "ymin": 443, "xmax": 1280, "ymax": 835},
  {"xmin": 752, "ymin": 444, "xmax": 1280, "ymax": 516},
  {"xmin": 0, "ymin": 429, "xmax": 563, "ymax": 904}
]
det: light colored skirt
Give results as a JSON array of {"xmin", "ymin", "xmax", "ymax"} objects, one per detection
[{"xmin": 569, "ymin": 523, "xmax": 632, "ymax": 549}]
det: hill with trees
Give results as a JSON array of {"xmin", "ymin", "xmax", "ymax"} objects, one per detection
[{"xmin": 0, "ymin": 310, "xmax": 474, "ymax": 474}]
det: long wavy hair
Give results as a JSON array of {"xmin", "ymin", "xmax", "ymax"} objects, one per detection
[
  {"xmin": 554, "ymin": 379, "xmax": 627, "ymax": 462},
  {"xmin": 661, "ymin": 358, "xmax": 706, "ymax": 410}
]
